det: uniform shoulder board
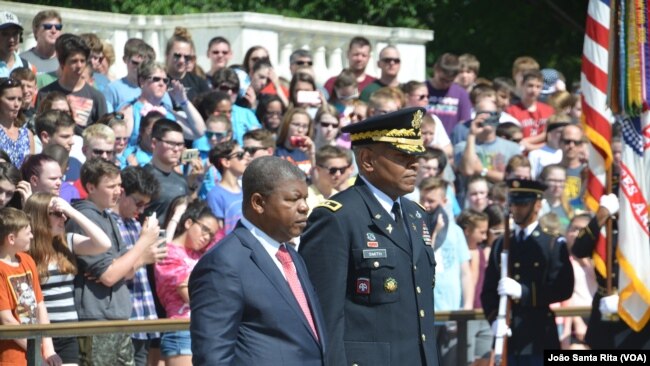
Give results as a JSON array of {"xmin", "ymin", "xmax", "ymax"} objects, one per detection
[
  {"xmin": 414, "ymin": 201, "xmax": 426, "ymax": 211},
  {"xmin": 317, "ymin": 199, "xmax": 342, "ymax": 212}
]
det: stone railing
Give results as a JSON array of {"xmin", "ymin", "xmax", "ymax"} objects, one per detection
[{"xmin": 5, "ymin": 1, "xmax": 433, "ymax": 84}]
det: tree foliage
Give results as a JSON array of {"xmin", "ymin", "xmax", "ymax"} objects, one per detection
[{"xmin": 24, "ymin": 0, "xmax": 588, "ymax": 84}]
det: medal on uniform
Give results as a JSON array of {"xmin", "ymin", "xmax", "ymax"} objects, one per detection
[
  {"xmin": 384, "ymin": 277, "xmax": 398, "ymax": 293},
  {"xmin": 386, "ymin": 224, "xmax": 393, "ymax": 233},
  {"xmin": 422, "ymin": 222, "xmax": 432, "ymax": 246},
  {"xmin": 367, "ymin": 241, "xmax": 379, "ymax": 248}
]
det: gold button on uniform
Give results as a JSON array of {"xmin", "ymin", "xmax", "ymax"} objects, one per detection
[
  {"xmin": 373, "ymin": 261, "xmax": 380, "ymax": 268},
  {"xmin": 352, "ymin": 364, "xmax": 359, "ymax": 366},
  {"xmin": 420, "ymin": 310, "xmax": 425, "ymax": 318},
  {"xmin": 421, "ymin": 334, "xmax": 426, "ymax": 342},
  {"xmin": 514, "ymin": 275, "xmax": 520, "ymax": 280},
  {"xmin": 416, "ymin": 286, "xmax": 421, "ymax": 294},
  {"xmin": 534, "ymin": 262, "xmax": 539, "ymax": 267},
  {"xmin": 413, "ymin": 265, "xmax": 417, "ymax": 271},
  {"xmin": 514, "ymin": 262, "xmax": 520, "ymax": 268}
]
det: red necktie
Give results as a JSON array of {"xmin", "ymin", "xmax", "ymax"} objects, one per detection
[{"xmin": 276, "ymin": 245, "xmax": 319, "ymax": 340}]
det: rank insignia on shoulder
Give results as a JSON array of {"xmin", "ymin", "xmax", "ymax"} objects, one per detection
[
  {"xmin": 356, "ymin": 277, "xmax": 370, "ymax": 295},
  {"xmin": 317, "ymin": 200, "xmax": 342, "ymax": 212}
]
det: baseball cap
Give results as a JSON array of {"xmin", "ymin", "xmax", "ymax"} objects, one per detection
[{"xmin": 0, "ymin": 11, "xmax": 23, "ymax": 30}]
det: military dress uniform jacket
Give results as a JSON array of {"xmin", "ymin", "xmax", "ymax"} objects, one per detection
[
  {"xmin": 481, "ymin": 224, "xmax": 574, "ymax": 356},
  {"xmin": 571, "ymin": 217, "xmax": 650, "ymax": 349},
  {"xmin": 299, "ymin": 178, "xmax": 440, "ymax": 366}
]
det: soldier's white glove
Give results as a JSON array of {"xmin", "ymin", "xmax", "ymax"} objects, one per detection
[
  {"xmin": 599, "ymin": 294, "xmax": 619, "ymax": 316},
  {"xmin": 491, "ymin": 320, "xmax": 512, "ymax": 337},
  {"xmin": 599, "ymin": 193, "xmax": 619, "ymax": 216},
  {"xmin": 498, "ymin": 277, "xmax": 522, "ymax": 300}
]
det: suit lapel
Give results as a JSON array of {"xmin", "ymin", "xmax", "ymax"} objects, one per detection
[
  {"xmin": 354, "ymin": 181, "xmax": 412, "ymax": 255},
  {"xmin": 233, "ymin": 225, "xmax": 320, "ymax": 345}
]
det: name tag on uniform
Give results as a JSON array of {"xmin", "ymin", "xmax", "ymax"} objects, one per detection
[{"xmin": 363, "ymin": 249, "xmax": 387, "ymax": 259}]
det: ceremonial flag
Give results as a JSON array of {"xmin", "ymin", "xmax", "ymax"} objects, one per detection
[
  {"xmin": 581, "ymin": 0, "xmax": 614, "ymax": 277},
  {"xmin": 611, "ymin": 0, "xmax": 650, "ymax": 331}
]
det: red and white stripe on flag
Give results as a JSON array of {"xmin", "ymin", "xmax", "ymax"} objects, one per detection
[
  {"xmin": 617, "ymin": 113, "xmax": 650, "ymax": 332},
  {"xmin": 581, "ymin": 0, "xmax": 614, "ymax": 277}
]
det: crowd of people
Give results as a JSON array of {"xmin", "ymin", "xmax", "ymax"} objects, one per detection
[{"xmin": 0, "ymin": 6, "xmax": 646, "ymax": 366}]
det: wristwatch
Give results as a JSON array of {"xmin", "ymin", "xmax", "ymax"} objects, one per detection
[{"xmin": 480, "ymin": 167, "xmax": 488, "ymax": 177}]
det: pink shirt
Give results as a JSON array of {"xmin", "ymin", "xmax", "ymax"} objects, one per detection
[{"xmin": 155, "ymin": 244, "xmax": 203, "ymax": 319}]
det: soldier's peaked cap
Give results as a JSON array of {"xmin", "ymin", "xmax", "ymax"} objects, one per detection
[{"xmin": 341, "ymin": 107, "xmax": 426, "ymax": 155}]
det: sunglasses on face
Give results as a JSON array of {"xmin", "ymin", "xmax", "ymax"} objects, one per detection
[
  {"xmin": 251, "ymin": 56, "xmax": 269, "ymax": 64},
  {"xmin": 320, "ymin": 121, "xmax": 339, "ymax": 129},
  {"xmin": 147, "ymin": 76, "xmax": 170, "ymax": 85},
  {"xmin": 319, "ymin": 164, "xmax": 350, "ymax": 175},
  {"xmin": 381, "ymin": 58, "xmax": 401, "ymax": 64},
  {"xmin": 92, "ymin": 148, "xmax": 114, "ymax": 156},
  {"xmin": 217, "ymin": 85, "xmax": 237, "ymax": 93},
  {"xmin": 42, "ymin": 23, "xmax": 63, "ymax": 31},
  {"xmin": 206, "ymin": 131, "xmax": 230, "ymax": 140},
  {"xmin": 228, "ymin": 151, "xmax": 248, "ymax": 160},
  {"xmin": 243, "ymin": 146, "xmax": 267, "ymax": 155},
  {"xmin": 349, "ymin": 112, "xmax": 364, "ymax": 120},
  {"xmin": 173, "ymin": 53, "xmax": 194, "ymax": 62},
  {"xmin": 294, "ymin": 60, "xmax": 313, "ymax": 66},
  {"xmin": 561, "ymin": 138, "xmax": 583, "ymax": 146}
]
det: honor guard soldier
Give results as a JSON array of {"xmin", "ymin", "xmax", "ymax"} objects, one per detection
[
  {"xmin": 481, "ymin": 179, "xmax": 574, "ymax": 366},
  {"xmin": 299, "ymin": 107, "xmax": 440, "ymax": 366},
  {"xmin": 572, "ymin": 193, "xmax": 650, "ymax": 349}
]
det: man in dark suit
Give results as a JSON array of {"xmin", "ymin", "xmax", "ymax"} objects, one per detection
[
  {"xmin": 481, "ymin": 179, "xmax": 574, "ymax": 366},
  {"xmin": 189, "ymin": 156, "xmax": 326, "ymax": 365},
  {"xmin": 300, "ymin": 107, "xmax": 440, "ymax": 366}
]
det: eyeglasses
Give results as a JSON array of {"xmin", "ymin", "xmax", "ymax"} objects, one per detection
[
  {"xmin": 193, "ymin": 220, "xmax": 216, "ymax": 238},
  {"xmin": 205, "ymin": 131, "xmax": 230, "ymax": 140},
  {"xmin": 381, "ymin": 58, "xmax": 401, "ymax": 64},
  {"xmin": 129, "ymin": 195, "xmax": 149, "ymax": 209},
  {"xmin": 42, "ymin": 23, "xmax": 63, "ymax": 31},
  {"xmin": 227, "ymin": 151, "xmax": 249, "ymax": 160},
  {"xmin": 320, "ymin": 121, "xmax": 339, "ymax": 129},
  {"xmin": 318, "ymin": 164, "xmax": 350, "ymax": 175},
  {"xmin": 217, "ymin": 85, "xmax": 237, "ymax": 93},
  {"xmin": 561, "ymin": 138, "xmax": 583, "ymax": 146},
  {"xmin": 243, "ymin": 146, "xmax": 267, "ymax": 155},
  {"xmin": 49, "ymin": 211, "xmax": 66, "ymax": 218},
  {"xmin": 147, "ymin": 76, "xmax": 170, "ymax": 85},
  {"xmin": 158, "ymin": 139, "xmax": 185, "ymax": 149},
  {"xmin": 173, "ymin": 53, "xmax": 194, "ymax": 62},
  {"xmin": 92, "ymin": 148, "xmax": 114, "ymax": 157},
  {"xmin": 294, "ymin": 60, "xmax": 313, "ymax": 66},
  {"xmin": 412, "ymin": 94, "xmax": 428, "ymax": 101}
]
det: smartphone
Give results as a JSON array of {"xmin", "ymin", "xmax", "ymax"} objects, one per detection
[
  {"xmin": 297, "ymin": 90, "xmax": 321, "ymax": 105},
  {"xmin": 181, "ymin": 148, "xmax": 199, "ymax": 164},
  {"xmin": 158, "ymin": 229, "xmax": 167, "ymax": 248},
  {"xmin": 290, "ymin": 136, "xmax": 306, "ymax": 147}
]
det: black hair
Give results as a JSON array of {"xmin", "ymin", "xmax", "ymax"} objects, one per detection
[{"xmin": 121, "ymin": 166, "xmax": 160, "ymax": 199}]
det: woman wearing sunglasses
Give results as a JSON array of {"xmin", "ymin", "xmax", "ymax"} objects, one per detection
[
  {"xmin": 121, "ymin": 62, "xmax": 206, "ymax": 149},
  {"xmin": 313, "ymin": 104, "xmax": 340, "ymax": 150},
  {"xmin": 164, "ymin": 27, "xmax": 209, "ymax": 103},
  {"xmin": 0, "ymin": 77, "xmax": 34, "ymax": 168},
  {"xmin": 24, "ymin": 193, "xmax": 111, "ymax": 365},
  {"xmin": 155, "ymin": 201, "xmax": 219, "ymax": 366}
]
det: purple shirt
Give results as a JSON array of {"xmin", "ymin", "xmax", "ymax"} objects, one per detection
[{"xmin": 426, "ymin": 81, "xmax": 472, "ymax": 136}]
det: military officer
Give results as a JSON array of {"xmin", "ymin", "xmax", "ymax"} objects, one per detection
[
  {"xmin": 299, "ymin": 107, "xmax": 440, "ymax": 366},
  {"xmin": 572, "ymin": 193, "xmax": 650, "ymax": 349},
  {"xmin": 481, "ymin": 179, "xmax": 574, "ymax": 366}
]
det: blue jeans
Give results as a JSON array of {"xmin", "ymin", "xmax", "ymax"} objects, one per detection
[{"xmin": 160, "ymin": 331, "xmax": 192, "ymax": 357}]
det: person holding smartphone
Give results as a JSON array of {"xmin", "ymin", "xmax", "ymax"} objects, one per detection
[{"xmin": 274, "ymin": 108, "xmax": 315, "ymax": 178}]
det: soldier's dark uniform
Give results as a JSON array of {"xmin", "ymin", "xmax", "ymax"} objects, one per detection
[
  {"xmin": 572, "ymin": 216, "xmax": 650, "ymax": 349},
  {"xmin": 481, "ymin": 180, "xmax": 574, "ymax": 365},
  {"xmin": 299, "ymin": 108, "xmax": 439, "ymax": 366}
]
